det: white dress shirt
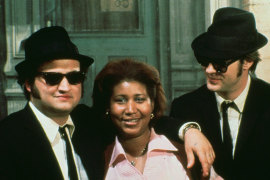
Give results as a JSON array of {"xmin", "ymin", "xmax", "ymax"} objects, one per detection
[
  {"xmin": 29, "ymin": 102, "xmax": 88, "ymax": 180},
  {"xmin": 215, "ymin": 75, "xmax": 251, "ymax": 157},
  {"xmin": 179, "ymin": 76, "xmax": 251, "ymax": 158}
]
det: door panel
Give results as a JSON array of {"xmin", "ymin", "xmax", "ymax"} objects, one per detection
[{"xmin": 170, "ymin": 0, "xmax": 206, "ymax": 100}]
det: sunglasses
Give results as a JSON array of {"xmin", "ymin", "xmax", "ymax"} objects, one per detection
[
  {"xmin": 198, "ymin": 58, "xmax": 239, "ymax": 73},
  {"xmin": 36, "ymin": 71, "xmax": 85, "ymax": 86}
]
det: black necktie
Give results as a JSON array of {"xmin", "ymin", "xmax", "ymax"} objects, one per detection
[
  {"xmin": 221, "ymin": 101, "xmax": 234, "ymax": 161},
  {"xmin": 59, "ymin": 125, "xmax": 79, "ymax": 180}
]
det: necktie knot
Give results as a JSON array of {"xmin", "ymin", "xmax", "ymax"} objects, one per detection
[
  {"xmin": 221, "ymin": 101, "xmax": 239, "ymax": 113},
  {"xmin": 221, "ymin": 101, "xmax": 233, "ymax": 109},
  {"xmin": 59, "ymin": 125, "xmax": 69, "ymax": 138}
]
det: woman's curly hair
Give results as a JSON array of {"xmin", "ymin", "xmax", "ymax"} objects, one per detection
[{"xmin": 92, "ymin": 58, "xmax": 167, "ymax": 124}]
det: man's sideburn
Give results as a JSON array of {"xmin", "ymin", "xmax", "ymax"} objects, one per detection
[
  {"xmin": 30, "ymin": 83, "xmax": 41, "ymax": 99},
  {"xmin": 237, "ymin": 60, "xmax": 244, "ymax": 77}
]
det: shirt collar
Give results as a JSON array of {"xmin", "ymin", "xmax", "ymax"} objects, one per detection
[
  {"xmin": 109, "ymin": 128, "xmax": 178, "ymax": 166},
  {"xmin": 215, "ymin": 75, "xmax": 251, "ymax": 113},
  {"xmin": 29, "ymin": 101, "xmax": 75, "ymax": 144}
]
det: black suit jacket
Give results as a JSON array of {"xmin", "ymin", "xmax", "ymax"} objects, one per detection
[
  {"xmin": 0, "ymin": 104, "xmax": 105, "ymax": 180},
  {"xmin": 167, "ymin": 78, "xmax": 270, "ymax": 180}
]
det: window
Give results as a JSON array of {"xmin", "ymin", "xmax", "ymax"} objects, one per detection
[{"xmin": 42, "ymin": 0, "xmax": 140, "ymax": 33}]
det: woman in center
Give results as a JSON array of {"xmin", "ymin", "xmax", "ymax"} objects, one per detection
[{"xmin": 92, "ymin": 59, "xmax": 193, "ymax": 179}]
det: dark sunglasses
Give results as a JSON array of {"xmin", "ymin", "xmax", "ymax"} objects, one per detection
[
  {"xmin": 36, "ymin": 71, "xmax": 85, "ymax": 86},
  {"xmin": 198, "ymin": 59, "xmax": 239, "ymax": 73}
]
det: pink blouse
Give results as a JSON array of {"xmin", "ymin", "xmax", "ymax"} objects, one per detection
[{"xmin": 105, "ymin": 128, "xmax": 190, "ymax": 180}]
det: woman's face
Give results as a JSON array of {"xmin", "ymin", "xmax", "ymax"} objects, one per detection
[{"xmin": 109, "ymin": 81, "xmax": 154, "ymax": 139}]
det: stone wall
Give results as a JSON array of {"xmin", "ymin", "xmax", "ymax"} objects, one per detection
[{"xmin": 243, "ymin": 0, "xmax": 270, "ymax": 82}]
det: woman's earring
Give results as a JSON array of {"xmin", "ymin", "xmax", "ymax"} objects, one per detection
[{"xmin": 150, "ymin": 113, "xmax": 154, "ymax": 119}]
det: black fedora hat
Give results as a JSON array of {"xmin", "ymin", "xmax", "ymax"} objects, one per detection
[
  {"xmin": 15, "ymin": 26, "xmax": 94, "ymax": 75},
  {"xmin": 191, "ymin": 7, "xmax": 268, "ymax": 62}
]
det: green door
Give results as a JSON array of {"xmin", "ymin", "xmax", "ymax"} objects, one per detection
[
  {"xmin": 4, "ymin": 0, "xmax": 170, "ymax": 114},
  {"xmin": 42, "ymin": 0, "xmax": 160, "ymax": 106}
]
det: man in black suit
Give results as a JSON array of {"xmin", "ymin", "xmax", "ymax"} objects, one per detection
[
  {"xmin": 169, "ymin": 7, "xmax": 270, "ymax": 179},
  {"xmin": 0, "ymin": 26, "xmax": 104, "ymax": 180},
  {"xmin": 0, "ymin": 26, "xmax": 213, "ymax": 180}
]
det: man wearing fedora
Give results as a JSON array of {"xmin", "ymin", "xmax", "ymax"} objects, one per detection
[
  {"xmin": 0, "ymin": 26, "xmax": 104, "ymax": 179},
  {"xmin": 167, "ymin": 7, "xmax": 270, "ymax": 179}
]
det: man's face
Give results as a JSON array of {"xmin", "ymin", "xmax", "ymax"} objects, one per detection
[
  {"xmin": 26, "ymin": 59, "xmax": 83, "ymax": 118},
  {"xmin": 203, "ymin": 60, "xmax": 249, "ymax": 99}
]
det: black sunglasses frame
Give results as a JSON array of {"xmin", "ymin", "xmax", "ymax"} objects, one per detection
[
  {"xmin": 36, "ymin": 71, "xmax": 85, "ymax": 86},
  {"xmin": 199, "ymin": 59, "xmax": 239, "ymax": 73}
]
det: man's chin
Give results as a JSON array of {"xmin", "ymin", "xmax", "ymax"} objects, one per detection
[
  {"xmin": 53, "ymin": 105, "xmax": 74, "ymax": 114},
  {"xmin": 57, "ymin": 101, "xmax": 78, "ymax": 109},
  {"xmin": 207, "ymin": 83, "xmax": 221, "ymax": 92}
]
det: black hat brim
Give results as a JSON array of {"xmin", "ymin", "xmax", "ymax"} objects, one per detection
[
  {"xmin": 192, "ymin": 31, "xmax": 268, "ymax": 61},
  {"xmin": 15, "ymin": 54, "xmax": 94, "ymax": 75}
]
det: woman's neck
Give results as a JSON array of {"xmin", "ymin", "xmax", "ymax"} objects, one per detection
[
  {"xmin": 119, "ymin": 129, "xmax": 151, "ymax": 172},
  {"xmin": 119, "ymin": 129, "xmax": 151, "ymax": 157}
]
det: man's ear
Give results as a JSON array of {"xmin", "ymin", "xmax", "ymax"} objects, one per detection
[
  {"xmin": 25, "ymin": 80, "xmax": 31, "ymax": 93},
  {"xmin": 243, "ymin": 60, "xmax": 254, "ymax": 70}
]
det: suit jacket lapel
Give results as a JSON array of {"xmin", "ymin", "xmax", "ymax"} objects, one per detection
[
  {"xmin": 199, "ymin": 86, "xmax": 223, "ymax": 147},
  {"xmin": 71, "ymin": 104, "xmax": 106, "ymax": 180},
  {"xmin": 21, "ymin": 105, "xmax": 64, "ymax": 179},
  {"xmin": 234, "ymin": 78, "xmax": 263, "ymax": 158}
]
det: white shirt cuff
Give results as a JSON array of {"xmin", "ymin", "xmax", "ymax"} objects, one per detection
[{"xmin": 178, "ymin": 122, "xmax": 201, "ymax": 140}]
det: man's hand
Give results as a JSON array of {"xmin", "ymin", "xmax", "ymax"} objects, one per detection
[{"xmin": 184, "ymin": 128, "xmax": 215, "ymax": 177}]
